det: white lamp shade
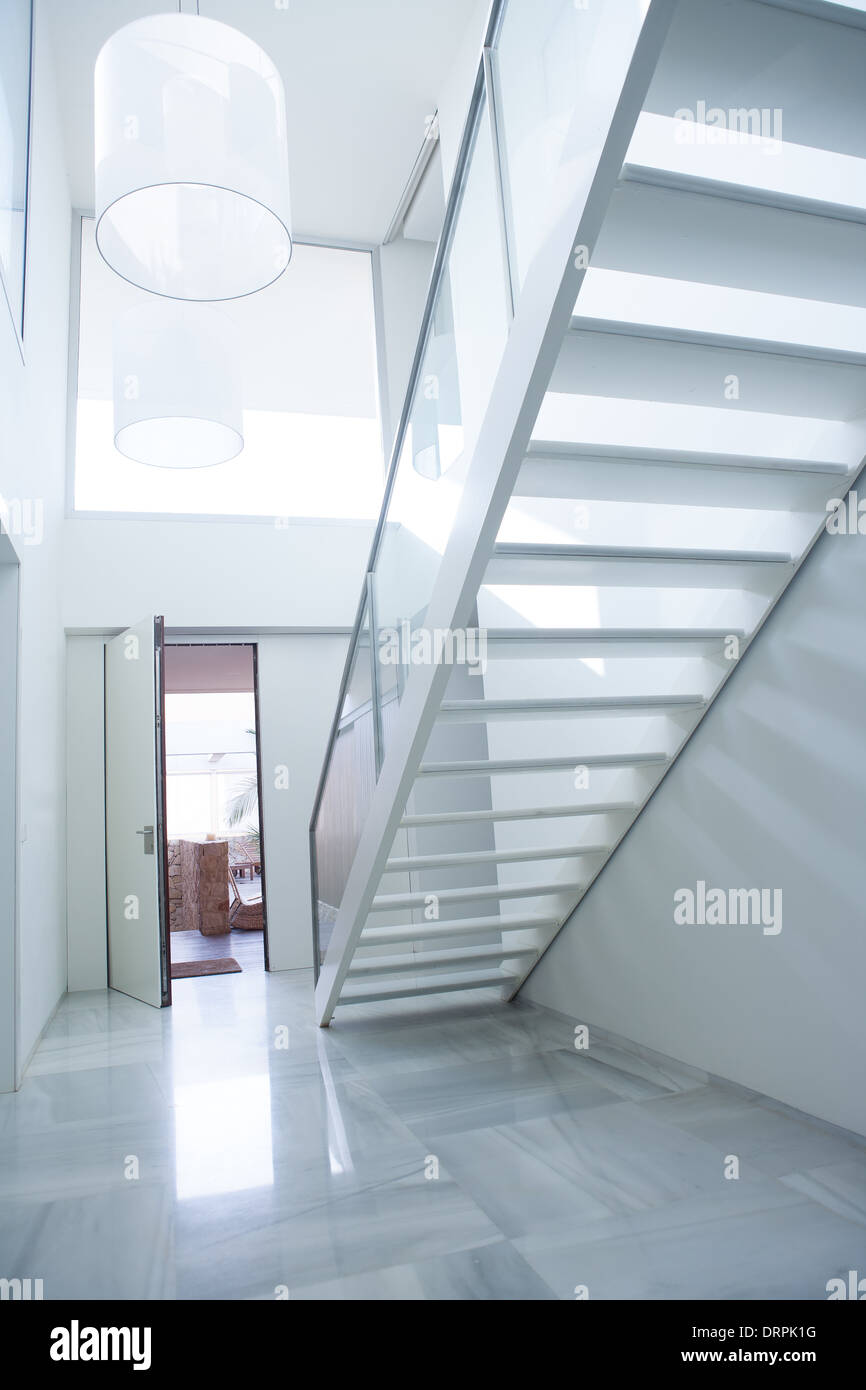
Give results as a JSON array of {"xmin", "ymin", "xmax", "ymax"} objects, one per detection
[
  {"xmin": 113, "ymin": 301, "xmax": 243, "ymax": 468},
  {"xmin": 95, "ymin": 13, "xmax": 292, "ymax": 301}
]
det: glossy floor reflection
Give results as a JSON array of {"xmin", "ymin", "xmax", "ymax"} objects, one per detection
[{"xmin": 0, "ymin": 970, "xmax": 863, "ymax": 1300}]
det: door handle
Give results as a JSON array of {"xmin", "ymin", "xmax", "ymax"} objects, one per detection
[{"xmin": 136, "ymin": 825, "xmax": 155, "ymax": 855}]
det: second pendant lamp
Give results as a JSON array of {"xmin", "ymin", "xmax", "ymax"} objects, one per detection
[{"xmin": 113, "ymin": 301, "xmax": 243, "ymax": 469}]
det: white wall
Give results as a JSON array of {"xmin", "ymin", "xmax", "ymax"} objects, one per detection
[
  {"xmin": 0, "ymin": 2, "xmax": 71, "ymax": 1080},
  {"xmin": 62, "ymin": 517, "xmax": 374, "ymax": 631},
  {"xmin": 65, "ymin": 634, "xmax": 107, "ymax": 992},
  {"xmin": 66, "ymin": 631, "xmax": 350, "ymax": 988},
  {"xmin": 522, "ymin": 527, "xmax": 866, "ymax": 1137},
  {"xmin": 0, "ymin": 550, "xmax": 19, "ymax": 1091}
]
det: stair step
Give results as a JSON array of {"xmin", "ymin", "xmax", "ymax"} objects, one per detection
[
  {"xmin": 556, "ymin": 318, "xmax": 866, "ymax": 423},
  {"xmin": 339, "ymin": 969, "xmax": 518, "ymax": 1006},
  {"xmin": 523, "ymin": 440, "xmax": 851, "ymax": 479},
  {"xmin": 588, "ymin": 174, "xmax": 866, "ymax": 379},
  {"xmin": 532, "ymin": 385, "xmax": 860, "ymax": 475},
  {"xmin": 418, "ymin": 752, "xmax": 668, "ymax": 778},
  {"xmin": 437, "ymin": 695, "xmax": 705, "ymax": 723},
  {"xmin": 485, "ymin": 552, "xmax": 785, "ymax": 590},
  {"xmin": 572, "ymin": 270, "xmax": 866, "ymax": 365},
  {"xmin": 493, "ymin": 542, "xmax": 791, "ymax": 566},
  {"xmin": 360, "ymin": 914, "xmax": 558, "ymax": 946},
  {"xmin": 385, "ymin": 844, "xmax": 607, "ymax": 872},
  {"xmin": 624, "ymin": 112, "xmax": 866, "ymax": 222},
  {"xmin": 348, "ymin": 943, "xmax": 539, "ymax": 978},
  {"xmin": 483, "ymin": 627, "xmax": 746, "ymax": 658},
  {"xmin": 400, "ymin": 803, "xmax": 638, "ymax": 827},
  {"xmin": 371, "ymin": 881, "xmax": 584, "ymax": 910},
  {"xmin": 513, "ymin": 450, "xmax": 846, "ymax": 517}
]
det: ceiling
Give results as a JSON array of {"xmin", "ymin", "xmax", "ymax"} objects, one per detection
[{"xmin": 45, "ymin": 0, "xmax": 482, "ymax": 245}]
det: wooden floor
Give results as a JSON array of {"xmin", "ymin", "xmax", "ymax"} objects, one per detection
[
  {"xmin": 170, "ymin": 925, "xmax": 265, "ymax": 974},
  {"xmin": 170, "ymin": 870, "xmax": 266, "ymax": 976}
]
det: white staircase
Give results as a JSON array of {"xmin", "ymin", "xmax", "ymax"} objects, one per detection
[{"xmin": 311, "ymin": 0, "xmax": 866, "ymax": 1024}]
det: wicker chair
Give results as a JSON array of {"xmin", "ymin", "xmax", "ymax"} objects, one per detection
[
  {"xmin": 228, "ymin": 866, "xmax": 264, "ymax": 930},
  {"xmin": 228, "ymin": 837, "xmax": 261, "ymax": 881},
  {"xmin": 227, "ymin": 838, "xmax": 253, "ymax": 880}
]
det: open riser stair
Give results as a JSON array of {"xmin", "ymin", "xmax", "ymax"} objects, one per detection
[{"xmin": 312, "ymin": 0, "xmax": 866, "ymax": 1023}]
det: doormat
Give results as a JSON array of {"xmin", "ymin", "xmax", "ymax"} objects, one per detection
[{"xmin": 170, "ymin": 958, "xmax": 241, "ymax": 979}]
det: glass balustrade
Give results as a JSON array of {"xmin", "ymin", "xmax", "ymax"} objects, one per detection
[
  {"xmin": 494, "ymin": 0, "xmax": 652, "ymax": 296},
  {"xmin": 372, "ymin": 93, "xmax": 509, "ymax": 758},
  {"xmin": 309, "ymin": 0, "xmax": 613, "ymax": 970},
  {"xmin": 311, "ymin": 602, "xmax": 375, "ymax": 971}
]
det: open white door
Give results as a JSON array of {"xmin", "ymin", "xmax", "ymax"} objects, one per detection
[{"xmin": 105, "ymin": 616, "xmax": 170, "ymax": 1007}]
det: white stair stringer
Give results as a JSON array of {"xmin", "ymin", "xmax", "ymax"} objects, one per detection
[{"xmin": 314, "ymin": 0, "xmax": 866, "ymax": 1024}]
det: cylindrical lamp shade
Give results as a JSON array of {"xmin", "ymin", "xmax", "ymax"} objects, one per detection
[
  {"xmin": 114, "ymin": 301, "xmax": 243, "ymax": 468},
  {"xmin": 95, "ymin": 14, "xmax": 292, "ymax": 300}
]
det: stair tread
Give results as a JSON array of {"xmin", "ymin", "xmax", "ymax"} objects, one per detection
[
  {"xmin": 493, "ymin": 541, "xmax": 791, "ymax": 564},
  {"xmin": 400, "ymin": 803, "xmax": 638, "ymax": 826},
  {"xmin": 372, "ymin": 881, "xmax": 584, "ymax": 908},
  {"xmin": 511, "ymin": 457, "xmax": 843, "ymax": 523},
  {"xmin": 524, "ymin": 440, "xmax": 851, "ymax": 476},
  {"xmin": 385, "ymin": 844, "xmax": 607, "ymax": 871},
  {"xmin": 623, "ymin": 165, "xmax": 866, "ymax": 224},
  {"xmin": 484, "ymin": 626, "xmax": 746, "ymax": 644},
  {"xmin": 419, "ymin": 752, "xmax": 668, "ymax": 774},
  {"xmin": 624, "ymin": 111, "xmax": 866, "ymax": 218},
  {"xmin": 571, "ymin": 266, "xmax": 866, "ymax": 365},
  {"xmin": 340, "ymin": 969, "xmax": 518, "ymax": 1004},
  {"xmin": 361, "ymin": 914, "xmax": 558, "ymax": 944},
  {"xmin": 573, "ymin": 311, "xmax": 866, "ymax": 364},
  {"xmin": 349, "ymin": 944, "xmax": 539, "ymax": 975},
  {"xmin": 439, "ymin": 695, "xmax": 705, "ymax": 713}
]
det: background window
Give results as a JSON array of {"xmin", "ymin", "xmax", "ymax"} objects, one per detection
[{"xmin": 73, "ymin": 218, "xmax": 385, "ymax": 519}]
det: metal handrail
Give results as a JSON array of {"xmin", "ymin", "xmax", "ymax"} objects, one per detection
[{"xmin": 308, "ymin": 0, "xmax": 508, "ymax": 841}]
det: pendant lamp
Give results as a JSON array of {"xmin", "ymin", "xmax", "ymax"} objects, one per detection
[
  {"xmin": 95, "ymin": 12, "xmax": 292, "ymax": 301},
  {"xmin": 113, "ymin": 300, "xmax": 243, "ymax": 467}
]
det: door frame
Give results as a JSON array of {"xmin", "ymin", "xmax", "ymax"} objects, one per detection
[
  {"xmin": 251, "ymin": 644, "xmax": 270, "ymax": 969},
  {"xmin": 163, "ymin": 639, "xmax": 270, "ymax": 973},
  {"xmin": 154, "ymin": 617, "xmax": 172, "ymax": 1003},
  {"xmin": 0, "ymin": 531, "xmax": 21, "ymax": 1090}
]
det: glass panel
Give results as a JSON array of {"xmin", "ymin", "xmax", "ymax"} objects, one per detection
[
  {"xmin": 312, "ymin": 604, "xmax": 376, "ymax": 968},
  {"xmin": 372, "ymin": 95, "xmax": 509, "ymax": 754},
  {"xmin": 0, "ymin": 0, "xmax": 31, "ymax": 342},
  {"xmin": 495, "ymin": 0, "xmax": 649, "ymax": 293}
]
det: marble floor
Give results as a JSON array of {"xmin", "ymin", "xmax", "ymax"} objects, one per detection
[{"xmin": 0, "ymin": 970, "xmax": 863, "ymax": 1300}]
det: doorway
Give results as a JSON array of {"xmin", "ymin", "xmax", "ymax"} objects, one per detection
[{"xmin": 163, "ymin": 643, "xmax": 269, "ymax": 982}]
